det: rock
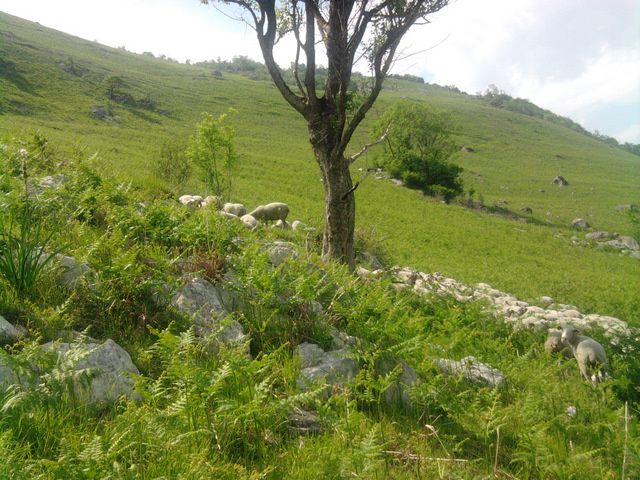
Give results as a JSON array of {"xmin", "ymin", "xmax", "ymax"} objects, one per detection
[
  {"xmin": 377, "ymin": 357, "xmax": 419, "ymax": 409},
  {"xmin": 297, "ymin": 343, "xmax": 359, "ymax": 393},
  {"xmin": 0, "ymin": 356, "xmax": 19, "ymax": 392},
  {"xmin": 631, "ymin": 251, "xmax": 640, "ymax": 259},
  {"xmin": 240, "ymin": 214, "xmax": 258, "ymax": 230},
  {"xmin": 552, "ymin": 176, "xmax": 569, "ymax": 186},
  {"xmin": 171, "ymin": 278, "xmax": 245, "ymax": 346},
  {"xmin": 571, "ymin": 218, "xmax": 590, "ymax": 229},
  {"xmin": 42, "ymin": 339, "xmax": 140, "ymax": 404},
  {"xmin": 268, "ymin": 241, "xmax": 298, "ymax": 266},
  {"xmin": 391, "ymin": 267, "xmax": 418, "ymax": 286},
  {"xmin": 288, "ymin": 407, "xmax": 321, "ymax": 435},
  {"xmin": 201, "ymin": 195, "xmax": 222, "ymax": 209},
  {"xmin": 357, "ymin": 251, "xmax": 384, "ymax": 270},
  {"xmin": 55, "ymin": 254, "xmax": 94, "ymax": 289},
  {"xmin": 328, "ymin": 328, "xmax": 358, "ymax": 350},
  {"xmin": 0, "ymin": 315, "xmax": 24, "ymax": 346},
  {"xmin": 178, "ymin": 195, "xmax": 203, "ymax": 208},
  {"xmin": 390, "ymin": 178, "xmax": 404, "ymax": 186},
  {"xmin": 222, "ymin": 203, "xmax": 247, "ymax": 217},
  {"xmin": 540, "ymin": 296, "xmax": 554, "ymax": 307},
  {"xmin": 585, "ymin": 231, "xmax": 612, "ymax": 240},
  {"xmin": 521, "ymin": 207, "xmax": 533, "ymax": 214},
  {"xmin": 461, "ymin": 146, "xmax": 476, "ymax": 153},
  {"xmin": 436, "ymin": 356, "xmax": 505, "ymax": 387},
  {"xmin": 615, "ymin": 204, "xmax": 638, "ymax": 212},
  {"xmin": 291, "ymin": 220, "xmax": 307, "ymax": 230},
  {"xmin": 90, "ymin": 105, "xmax": 115, "ymax": 121},
  {"xmin": 605, "ymin": 236, "xmax": 640, "ymax": 251}
]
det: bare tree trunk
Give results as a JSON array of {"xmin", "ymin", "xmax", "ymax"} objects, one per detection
[{"xmin": 319, "ymin": 156, "xmax": 355, "ymax": 268}]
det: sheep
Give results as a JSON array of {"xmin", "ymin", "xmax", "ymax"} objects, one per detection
[
  {"xmin": 249, "ymin": 202, "xmax": 289, "ymax": 222},
  {"xmin": 201, "ymin": 195, "xmax": 222, "ymax": 209},
  {"xmin": 179, "ymin": 195, "xmax": 203, "ymax": 208},
  {"xmin": 240, "ymin": 214, "xmax": 258, "ymax": 230},
  {"xmin": 544, "ymin": 329, "xmax": 573, "ymax": 359},
  {"xmin": 291, "ymin": 220, "xmax": 307, "ymax": 230},
  {"xmin": 561, "ymin": 325, "xmax": 609, "ymax": 382},
  {"xmin": 222, "ymin": 203, "xmax": 247, "ymax": 217}
]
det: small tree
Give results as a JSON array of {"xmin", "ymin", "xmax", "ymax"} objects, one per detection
[
  {"xmin": 372, "ymin": 102, "xmax": 463, "ymax": 201},
  {"xmin": 104, "ymin": 75, "xmax": 125, "ymax": 100},
  {"xmin": 200, "ymin": 0, "xmax": 451, "ymax": 267},
  {"xmin": 186, "ymin": 110, "xmax": 238, "ymax": 199}
]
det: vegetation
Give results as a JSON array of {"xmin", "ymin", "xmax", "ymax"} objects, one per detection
[
  {"xmin": 373, "ymin": 102, "xmax": 463, "ymax": 201},
  {"xmin": 186, "ymin": 110, "xmax": 238, "ymax": 199}
]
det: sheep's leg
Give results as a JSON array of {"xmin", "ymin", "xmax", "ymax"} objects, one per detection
[{"xmin": 578, "ymin": 362, "xmax": 590, "ymax": 381}]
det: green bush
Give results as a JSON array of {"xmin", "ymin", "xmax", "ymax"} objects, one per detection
[{"xmin": 372, "ymin": 102, "xmax": 463, "ymax": 201}]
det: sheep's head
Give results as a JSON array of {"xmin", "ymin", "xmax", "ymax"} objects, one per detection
[{"xmin": 561, "ymin": 325, "xmax": 579, "ymax": 344}]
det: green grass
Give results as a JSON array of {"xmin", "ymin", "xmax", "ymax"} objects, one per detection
[{"xmin": 0, "ymin": 8, "xmax": 639, "ymax": 330}]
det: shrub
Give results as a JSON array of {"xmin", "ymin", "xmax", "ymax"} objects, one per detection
[
  {"xmin": 372, "ymin": 102, "xmax": 463, "ymax": 201},
  {"xmin": 154, "ymin": 141, "xmax": 191, "ymax": 187},
  {"xmin": 186, "ymin": 110, "xmax": 238, "ymax": 199}
]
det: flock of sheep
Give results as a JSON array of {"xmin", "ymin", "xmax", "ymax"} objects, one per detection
[
  {"xmin": 545, "ymin": 326, "xmax": 608, "ymax": 382},
  {"xmin": 179, "ymin": 195, "xmax": 305, "ymax": 231},
  {"xmin": 179, "ymin": 194, "xmax": 610, "ymax": 384}
]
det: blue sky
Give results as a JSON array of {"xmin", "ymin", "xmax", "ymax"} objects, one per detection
[{"xmin": 2, "ymin": 0, "xmax": 639, "ymax": 143}]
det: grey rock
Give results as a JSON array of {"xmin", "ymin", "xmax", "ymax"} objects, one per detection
[
  {"xmin": 297, "ymin": 343, "xmax": 358, "ymax": 392},
  {"xmin": 540, "ymin": 296, "xmax": 554, "ymax": 306},
  {"xmin": 521, "ymin": 207, "xmax": 533, "ymax": 214},
  {"xmin": 0, "ymin": 315, "xmax": 23, "ymax": 346},
  {"xmin": 171, "ymin": 278, "xmax": 245, "ymax": 346},
  {"xmin": 552, "ymin": 176, "xmax": 569, "ymax": 186},
  {"xmin": 391, "ymin": 267, "xmax": 418, "ymax": 285},
  {"xmin": 631, "ymin": 251, "xmax": 640, "ymax": 259},
  {"xmin": 605, "ymin": 236, "xmax": 640, "ymax": 251},
  {"xmin": 288, "ymin": 407, "xmax": 321, "ymax": 435},
  {"xmin": 268, "ymin": 241, "xmax": 298, "ymax": 266},
  {"xmin": 437, "ymin": 356, "xmax": 505, "ymax": 386},
  {"xmin": 42, "ymin": 339, "xmax": 140, "ymax": 404},
  {"xmin": 585, "ymin": 231, "xmax": 612, "ymax": 240},
  {"xmin": 329, "ymin": 328, "xmax": 358, "ymax": 350},
  {"xmin": 571, "ymin": 218, "xmax": 590, "ymax": 229},
  {"xmin": 615, "ymin": 204, "xmax": 638, "ymax": 212},
  {"xmin": 201, "ymin": 195, "xmax": 222, "ymax": 209},
  {"xmin": 377, "ymin": 357, "xmax": 419, "ymax": 409},
  {"xmin": 291, "ymin": 220, "xmax": 307, "ymax": 230},
  {"xmin": 390, "ymin": 178, "xmax": 404, "ymax": 186},
  {"xmin": 55, "ymin": 254, "xmax": 94, "ymax": 289},
  {"xmin": 358, "ymin": 251, "xmax": 384, "ymax": 270}
]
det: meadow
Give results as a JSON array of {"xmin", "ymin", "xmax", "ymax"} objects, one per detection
[{"xmin": 0, "ymin": 11, "xmax": 639, "ymax": 478}]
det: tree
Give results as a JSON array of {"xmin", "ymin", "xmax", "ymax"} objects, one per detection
[
  {"xmin": 201, "ymin": 0, "xmax": 449, "ymax": 267},
  {"xmin": 186, "ymin": 110, "xmax": 238, "ymax": 199},
  {"xmin": 372, "ymin": 102, "xmax": 463, "ymax": 201},
  {"xmin": 104, "ymin": 75, "xmax": 125, "ymax": 100}
]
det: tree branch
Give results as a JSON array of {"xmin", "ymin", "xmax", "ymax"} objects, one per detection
[{"xmin": 347, "ymin": 121, "xmax": 392, "ymax": 164}]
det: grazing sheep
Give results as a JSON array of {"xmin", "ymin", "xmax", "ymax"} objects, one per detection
[
  {"xmin": 202, "ymin": 195, "xmax": 222, "ymax": 209},
  {"xmin": 249, "ymin": 202, "xmax": 289, "ymax": 222},
  {"xmin": 561, "ymin": 325, "xmax": 609, "ymax": 382},
  {"xmin": 222, "ymin": 203, "xmax": 247, "ymax": 217},
  {"xmin": 544, "ymin": 329, "xmax": 573, "ymax": 359},
  {"xmin": 179, "ymin": 195, "xmax": 203, "ymax": 208},
  {"xmin": 240, "ymin": 214, "xmax": 258, "ymax": 230}
]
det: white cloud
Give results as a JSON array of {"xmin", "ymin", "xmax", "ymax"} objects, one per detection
[{"xmin": 615, "ymin": 124, "xmax": 640, "ymax": 144}]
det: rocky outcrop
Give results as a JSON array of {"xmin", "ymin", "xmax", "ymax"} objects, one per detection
[
  {"xmin": 297, "ymin": 342, "xmax": 358, "ymax": 394},
  {"xmin": 552, "ymin": 176, "xmax": 569, "ymax": 186},
  {"xmin": 42, "ymin": 339, "xmax": 140, "ymax": 404},
  {"xmin": 171, "ymin": 277, "xmax": 245, "ymax": 347},
  {"xmin": 0, "ymin": 315, "xmax": 24, "ymax": 346},
  {"xmin": 437, "ymin": 356, "xmax": 505, "ymax": 386}
]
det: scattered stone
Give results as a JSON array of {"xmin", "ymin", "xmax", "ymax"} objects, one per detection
[
  {"xmin": 171, "ymin": 278, "xmax": 245, "ymax": 347},
  {"xmin": 585, "ymin": 231, "xmax": 612, "ymax": 240},
  {"xmin": 436, "ymin": 356, "xmax": 505, "ymax": 386},
  {"xmin": 55, "ymin": 254, "xmax": 94, "ymax": 289},
  {"xmin": 571, "ymin": 218, "xmax": 590, "ymax": 229},
  {"xmin": 605, "ymin": 236, "xmax": 640, "ymax": 251},
  {"xmin": 552, "ymin": 176, "xmax": 569, "ymax": 186},
  {"xmin": 0, "ymin": 356, "xmax": 19, "ymax": 392},
  {"xmin": 521, "ymin": 207, "xmax": 533, "ymax": 214},
  {"xmin": 297, "ymin": 343, "xmax": 358, "ymax": 394},
  {"xmin": 42, "ymin": 339, "xmax": 140, "ymax": 404},
  {"xmin": 461, "ymin": 146, "xmax": 476, "ymax": 153},
  {"xmin": 0, "ymin": 315, "xmax": 24, "ymax": 346},
  {"xmin": 390, "ymin": 178, "xmax": 404, "ymax": 186},
  {"xmin": 288, "ymin": 408, "xmax": 321, "ymax": 435},
  {"xmin": 377, "ymin": 357, "xmax": 419, "ymax": 409},
  {"xmin": 615, "ymin": 204, "xmax": 638, "ymax": 212},
  {"xmin": 268, "ymin": 241, "xmax": 298, "ymax": 266},
  {"xmin": 90, "ymin": 105, "xmax": 116, "ymax": 121},
  {"xmin": 540, "ymin": 296, "xmax": 554, "ymax": 307}
]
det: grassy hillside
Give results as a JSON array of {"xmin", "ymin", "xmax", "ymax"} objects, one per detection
[{"xmin": 0, "ymin": 11, "xmax": 639, "ymax": 324}]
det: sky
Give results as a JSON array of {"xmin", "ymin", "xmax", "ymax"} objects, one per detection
[{"xmin": 1, "ymin": 0, "xmax": 639, "ymax": 143}]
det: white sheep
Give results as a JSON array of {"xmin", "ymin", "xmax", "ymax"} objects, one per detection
[
  {"xmin": 561, "ymin": 325, "xmax": 609, "ymax": 382},
  {"xmin": 222, "ymin": 203, "xmax": 247, "ymax": 217},
  {"xmin": 201, "ymin": 195, "xmax": 222, "ymax": 209},
  {"xmin": 544, "ymin": 329, "xmax": 573, "ymax": 359},
  {"xmin": 240, "ymin": 214, "xmax": 258, "ymax": 230},
  {"xmin": 179, "ymin": 195, "xmax": 203, "ymax": 208},
  {"xmin": 249, "ymin": 202, "xmax": 289, "ymax": 222}
]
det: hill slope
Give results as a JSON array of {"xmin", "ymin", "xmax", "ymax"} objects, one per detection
[{"xmin": 0, "ymin": 11, "xmax": 638, "ymax": 323}]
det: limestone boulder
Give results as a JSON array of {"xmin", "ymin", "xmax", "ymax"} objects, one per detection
[
  {"xmin": 436, "ymin": 356, "xmax": 505, "ymax": 387},
  {"xmin": 297, "ymin": 343, "xmax": 358, "ymax": 393},
  {"xmin": 0, "ymin": 315, "xmax": 24, "ymax": 346}
]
